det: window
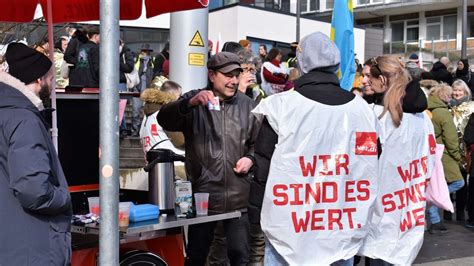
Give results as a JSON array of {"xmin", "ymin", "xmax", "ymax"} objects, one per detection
[
  {"xmin": 406, "ymin": 20, "xmax": 419, "ymax": 42},
  {"xmin": 357, "ymin": 0, "xmax": 383, "ymax": 4},
  {"xmin": 443, "ymin": 15, "xmax": 457, "ymax": 39},
  {"xmin": 391, "ymin": 22, "xmax": 404, "ymax": 42},
  {"xmin": 469, "ymin": 13, "xmax": 474, "ymax": 37},
  {"xmin": 426, "ymin": 15, "xmax": 457, "ymax": 40},
  {"xmin": 326, "ymin": 0, "xmax": 334, "ymax": 10},
  {"xmin": 301, "ymin": 0, "xmax": 319, "ymax": 13}
]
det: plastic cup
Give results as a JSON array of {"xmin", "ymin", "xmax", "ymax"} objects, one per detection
[
  {"xmin": 118, "ymin": 202, "xmax": 132, "ymax": 228},
  {"xmin": 87, "ymin": 197, "xmax": 100, "ymax": 215},
  {"xmin": 194, "ymin": 193, "xmax": 209, "ymax": 216}
]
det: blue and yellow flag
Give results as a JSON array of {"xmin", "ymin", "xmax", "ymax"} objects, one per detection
[{"xmin": 330, "ymin": 0, "xmax": 356, "ymax": 91}]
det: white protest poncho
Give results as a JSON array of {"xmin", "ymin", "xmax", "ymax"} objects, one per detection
[
  {"xmin": 139, "ymin": 111, "xmax": 184, "ymax": 156},
  {"xmin": 359, "ymin": 111, "xmax": 436, "ymax": 265},
  {"xmin": 252, "ymin": 91, "xmax": 378, "ymax": 265}
]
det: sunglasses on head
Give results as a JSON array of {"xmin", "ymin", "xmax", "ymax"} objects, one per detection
[{"xmin": 370, "ymin": 57, "xmax": 382, "ymax": 76}]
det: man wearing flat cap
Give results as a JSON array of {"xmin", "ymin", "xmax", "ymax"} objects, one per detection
[
  {"xmin": 158, "ymin": 52, "xmax": 261, "ymax": 265},
  {"xmin": 0, "ymin": 43, "xmax": 72, "ymax": 265}
]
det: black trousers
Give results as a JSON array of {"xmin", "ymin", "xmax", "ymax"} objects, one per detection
[
  {"xmin": 468, "ymin": 170, "xmax": 474, "ymax": 221},
  {"xmin": 185, "ymin": 213, "xmax": 250, "ymax": 266},
  {"xmin": 456, "ymin": 168, "xmax": 469, "ymax": 217}
]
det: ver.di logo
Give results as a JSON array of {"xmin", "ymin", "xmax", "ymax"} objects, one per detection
[
  {"xmin": 355, "ymin": 132, "xmax": 377, "ymax": 156},
  {"xmin": 198, "ymin": 0, "xmax": 209, "ymax": 7}
]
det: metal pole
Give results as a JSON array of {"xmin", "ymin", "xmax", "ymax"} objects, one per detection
[
  {"xmin": 419, "ymin": 38, "xmax": 423, "ymax": 69},
  {"xmin": 462, "ymin": 0, "xmax": 467, "ymax": 59},
  {"xmin": 170, "ymin": 8, "xmax": 209, "ymax": 93},
  {"xmin": 46, "ymin": 0, "xmax": 58, "ymax": 152},
  {"xmin": 296, "ymin": 0, "xmax": 301, "ymax": 42},
  {"xmin": 99, "ymin": 0, "xmax": 120, "ymax": 264},
  {"xmin": 446, "ymin": 35, "xmax": 449, "ymax": 58}
]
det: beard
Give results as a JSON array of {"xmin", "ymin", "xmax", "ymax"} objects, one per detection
[{"xmin": 39, "ymin": 80, "xmax": 52, "ymax": 108}]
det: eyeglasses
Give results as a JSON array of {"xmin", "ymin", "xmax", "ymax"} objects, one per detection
[{"xmin": 242, "ymin": 67, "xmax": 257, "ymax": 74}]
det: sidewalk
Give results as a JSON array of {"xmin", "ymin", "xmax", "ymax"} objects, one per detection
[{"xmin": 414, "ymin": 221, "xmax": 474, "ymax": 265}]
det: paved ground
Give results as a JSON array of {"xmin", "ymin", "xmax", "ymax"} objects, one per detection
[{"xmin": 414, "ymin": 220, "xmax": 474, "ymax": 265}]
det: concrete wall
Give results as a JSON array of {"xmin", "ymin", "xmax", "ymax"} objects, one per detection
[
  {"xmin": 209, "ymin": 5, "xmax": 366, "ymax": 60},
  {"xmin": 365, "ymin": 28, "xmax": 384, "ymax": 61}
]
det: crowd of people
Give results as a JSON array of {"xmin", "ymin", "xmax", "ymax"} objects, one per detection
[{"xmin": 2, "ymin": 27, "xmax": 474, "ymax": 265}]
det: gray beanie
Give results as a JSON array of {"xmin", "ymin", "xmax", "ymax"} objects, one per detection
[{"xmin": 296, "ymin": 32, "xmax": 340, "ymax": 74}]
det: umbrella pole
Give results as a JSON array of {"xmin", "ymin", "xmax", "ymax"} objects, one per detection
[
  {"xmin": 99, "ymin": 0, "xmax": 120, "ymax": 265},
  {"xmin": 46, "ymin": 0, "xmax": 58, "ymax": 152}
]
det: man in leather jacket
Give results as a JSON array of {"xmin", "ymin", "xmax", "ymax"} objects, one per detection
[{"xmin": 158, "ymin": 52, "xmax": 261, "ymax": 265}]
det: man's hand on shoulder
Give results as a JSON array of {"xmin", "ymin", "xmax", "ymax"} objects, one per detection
[
  {"xmin": 189, "ymin": 90, "xmax": 217, "ymax": 106},
  {"xmin": 233, "ymin": 157, "xmax": 253, "ymax": 174}
]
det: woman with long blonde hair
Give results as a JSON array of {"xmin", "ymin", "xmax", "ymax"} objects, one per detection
[{"xmin": 360, "ymin": 56, "xmax": 436, "ymax": 265}]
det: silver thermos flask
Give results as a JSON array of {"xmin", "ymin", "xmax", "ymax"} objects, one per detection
[{"xmin": 144, "ymin": 140, "xmax": 185, "ymax": 213}]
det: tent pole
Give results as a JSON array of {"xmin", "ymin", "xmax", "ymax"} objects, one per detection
[
  {"xmin": 99, "ymin": 0, "xmax": 120, "ymax": 265},
  {"xmin": 46, "ymin": 0, "xmax": 58, "ymax": 152}
]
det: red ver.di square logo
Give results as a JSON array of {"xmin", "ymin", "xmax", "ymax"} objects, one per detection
[{"xmin": 355, "ymin": 132, "xmax": 377, "ymax": 155}]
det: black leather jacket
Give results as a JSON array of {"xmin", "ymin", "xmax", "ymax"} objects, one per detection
[{"xmin": 158, "ymin": 88, "xmax": 261, "ymax": 213}]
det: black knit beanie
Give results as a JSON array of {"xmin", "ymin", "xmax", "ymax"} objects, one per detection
[{"xmin": 5, "ymin": 42, "xmax": 52, "ymax": 84}]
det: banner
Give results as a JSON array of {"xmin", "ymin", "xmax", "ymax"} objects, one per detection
[
  {"xmin": 253, "ymin": 91, "xmax": 378, "ymax": 264},
  {"xmin": 359, "ymin": 112, "xmax": 436, "ymax": 265}
]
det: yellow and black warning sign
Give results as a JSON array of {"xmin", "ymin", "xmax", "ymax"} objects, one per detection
[
  {"xmin": 189, "ymin": 31, "xmax": 205, "ymax": 47},
  {"xmin": 188, "ymin": 53, "xmax": 205, "ymax": 66}
]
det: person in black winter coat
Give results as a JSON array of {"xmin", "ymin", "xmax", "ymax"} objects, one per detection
[
  {"xmin": 454, "ymin": 59, "xmax": 474, "ymax": 93},
  {"xmin": 430, "ymin": 57, "xmax": 454, "ymax": 85},
  {"xmin": 63, "ymin": 27, "xmax": 88, "ymax": 71},
  {"xmin": 67, "ymin": 26, "xmax": 101, "ymax": 88},
  {"xmin": 119, "ymin": 40, "xmax": 135, "ymax": 89},
  {"xmin": 153, "ymin": 42, "xmax": 169, "ymax": 78}
]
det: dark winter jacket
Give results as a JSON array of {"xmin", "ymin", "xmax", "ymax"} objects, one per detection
[
  {"xmin": 68, "ymin": 41, "xmax": 100, "ymax": 88},
  {"xmin": 0, "ymin": 72, "xmax": 72, "ymax": 265},
  {"xmin": 248, "ymin": 70, "xmax": 355, "ymax": 225},
  {"xmin": 430, "ymin": 61, "xmax": 453, "ymax": 85},
  {"xmin": 463, "ymin": 114, "xmax": 474, "ymax": 176},
  {"xmin": 153, "ymin": 50, "xmax": 169, "ymax": 78},
  {"xmin": 119, "ymin": 46, "xmax": 135, "ymax": 84},
  {"xmin": 454, "ymin": 59, "xmax": 474, "ymax": 93},
  {"xmin": 63, "ymin": 29, "xmax": 88, "ymax": 66},
  {"xmin": 157, "ymin": 88, "xmax": 261, "ymax": 213}
]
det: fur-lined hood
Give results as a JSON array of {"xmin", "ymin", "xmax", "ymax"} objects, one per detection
[
  {"xmin": 419, "ymin": 79, "xmax": 439, "ymax": 89},
  {"xmin": 0, "ymin": 71, "xmax": 44, "ymax": 111},
  {"xmin": 140, "ymin": 88, "xmax": 177, "ymax": 115}
]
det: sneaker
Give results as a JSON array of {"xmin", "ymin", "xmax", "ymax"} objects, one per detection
[
  {"xmin": 429, "ymin": 222, "xmax": 448, "ymax": 234},
  {"xmin": 465, "ymin": 221, "xmax": 474, "ymax": 229}
]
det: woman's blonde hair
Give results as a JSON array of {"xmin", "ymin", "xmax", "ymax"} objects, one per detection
[
  {"xmin": 371, "ymin": 56, "xmax": 411, "ymax": 127},
  {"xmin": 430, "ymin": 83, "xmax": 453, "ymax": 102},
  {"xmin": 452, "ymin": 79, "xmax": 472, "ymax": 99}
]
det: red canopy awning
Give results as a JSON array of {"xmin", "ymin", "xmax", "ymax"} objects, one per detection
[{"xmin": 0, "ymin": 0, "xmax": 208, "ymax": 23}]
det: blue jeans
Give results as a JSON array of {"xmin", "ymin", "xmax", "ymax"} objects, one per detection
[
  {"xmin": 118, "ymin": 83, "xmax": 127, "ymax": 131},
  {"xmin": 264, "ymin": 238, "xmax": 354, "ymax": 265},
  {"xmin": 429, "ymin": 179, "xmax": 465, "ymax": 223}
]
